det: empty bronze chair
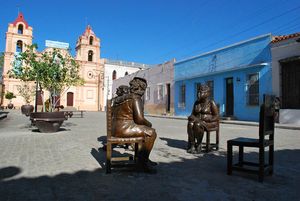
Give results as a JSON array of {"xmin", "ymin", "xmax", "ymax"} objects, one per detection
[{"xmin": 227, "ymin": 97, "xmax": 275, "ymax": 182}]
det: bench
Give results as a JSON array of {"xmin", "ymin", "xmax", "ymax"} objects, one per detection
[
  {"xmin": 64, "ymin": 110, "xmax": 85, "ymax": 118},
  {"xmin": 61, "ymin": 107, "xmax": 85, "ymax": 118},
  {"xmin": 105, "ymin": 99, "xmax": 144, "ymax": 174}
]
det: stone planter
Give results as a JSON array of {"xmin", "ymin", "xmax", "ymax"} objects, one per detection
[
  {"xmin": 21, "ymin": 104, "xmax": 34, "ymax": 116},
  {"xmin": 30, "ymin": 112, "xmax": 67, "ymax": 133},
  {"xmin": 7, "ymin": 103, "xmax": 14, "ymax": 109}
]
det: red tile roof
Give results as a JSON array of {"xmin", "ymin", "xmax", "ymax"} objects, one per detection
[
  {"xmin": 82, "ymin": 25, "xmax": 95, "ymax": 36},
  {"xmin": 272, "ymin": 32, "xmax": 300, "ymax": 43},
  {"xmin": 12, "ymin": 12, "xmax": 29, "ymax": 28}
]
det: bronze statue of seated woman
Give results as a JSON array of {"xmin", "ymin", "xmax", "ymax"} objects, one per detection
[{"xmin": 187, "ymin": 84, "xmax": 219, "ymax": 154}]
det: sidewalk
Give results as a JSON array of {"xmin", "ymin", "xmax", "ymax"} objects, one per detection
[{"xmin": 145, "ymin": 114, "xmax": 300, "ymax": 130}]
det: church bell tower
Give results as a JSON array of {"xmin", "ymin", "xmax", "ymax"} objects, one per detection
[
  {"xmin": 75, "ymin": 25, "xmax": 105, "ymax": 111},
  {"xmin": 2, "ymin": 12, "xmax": 33, "ymax": 106}
]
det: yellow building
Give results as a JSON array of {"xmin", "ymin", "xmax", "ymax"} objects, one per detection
[{"xmin": 2, "ymin": 13, "xmax": 105, "ymax": 111}]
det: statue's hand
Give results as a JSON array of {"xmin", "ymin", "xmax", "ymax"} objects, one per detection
[
  {"xmin": 203, "ymin": 115, "xmax": 213, "ymax": 122},
  {"xmin": 188, "ymin": 115, "xmax": 195, "ymax": 121},
  {"xmin": 144, "ymin": 128, "xmax": 154, "ymax": 137}
]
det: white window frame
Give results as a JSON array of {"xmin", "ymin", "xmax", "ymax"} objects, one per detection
[
  {"xmin": 145, "ymin": 87, "xmax": 150, "ymax": 101},
  {"xmin": 157, "ymin": 84, "xmax": 164, "ymax": 101}
]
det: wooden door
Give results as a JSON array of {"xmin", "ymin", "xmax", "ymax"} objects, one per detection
[
  {"xmin": 67, "ymin": 92, "xmax": 74, "ymax": 106},
  {"xmin": 166, "ymin": 83, "xmax": 171, "ymax": 112},
  {"xmin": 226, "ymin": 77, "xmax": 234, "ymax": 116},
  {"xmin": 281, "ymin": 59, "xmax": 300, "ymax": 109}
]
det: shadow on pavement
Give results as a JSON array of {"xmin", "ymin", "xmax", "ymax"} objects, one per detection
[
  {"xmin": 0, "ymin": 166, "xmax": 21, "ymax": 180},
  {"xmin": 1, "ymin": 149, "xmax": 299, "ymax": 200},
  {"xmin": 30, "ymin": 128, "xmax": 70, "ymax": 133},
  {"xmin": 160, "ymin": 137, "xmax": 187, "ymax": 150}
]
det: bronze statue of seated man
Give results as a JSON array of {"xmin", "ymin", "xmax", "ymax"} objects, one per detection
[
  {"xmin": 187, "ymin": 84, "xmax": 219, "ymax": 154},
  {"xmin": 112, "ymin": 85, "xmax": 130, "ymax": 104},
  {"xmin": 112, "ymin": 77, "xmax": 157, "ymax": 172}
]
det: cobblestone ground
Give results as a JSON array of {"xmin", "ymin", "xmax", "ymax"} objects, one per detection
[{"xmin": 0, "ymin": 110, "xmax": 299, "ymax": 201}]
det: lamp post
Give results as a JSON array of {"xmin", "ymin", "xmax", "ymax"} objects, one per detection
[
  {"xmin": 97, "ymin": 73, "xmax": 100, "ymax": 111},
  {"xmin": 34, "ymin": 81, "xmax": 38, "ymax": 112},
  {"xmin": 93, "ymin": 69, "xmax": 103, "ymax": 111}
]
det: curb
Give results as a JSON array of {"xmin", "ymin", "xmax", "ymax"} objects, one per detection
[{"xmin": 145, "ymin": 114, "xmax": 300, "ymax": 130}]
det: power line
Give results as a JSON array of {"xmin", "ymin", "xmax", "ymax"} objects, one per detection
[
  {"xmin": 153, "ymin": 0, "xmax": 280, "ymax": 61},
  {"xmin": 271, "ymin": 16, "xmax": 300, "ymax": 33},
  {"xmin": 181, "ymin": 4, "xmax": 300, "ymax": 59},
  {"xmin": 150, "ymin": 0, "xmax": 213, "ymax": 45},
  {"xmin": 278, "ymin": 24, "xmax": 300, "ymax": 34},
  {"xmin": 154, "ymin": 3, "xmax": 300, "ymax": 62}
]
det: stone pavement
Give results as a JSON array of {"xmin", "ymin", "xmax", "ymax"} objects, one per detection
[{"xmin": 0, "ymin": 110, "xmax": 299, "ymax": 201}]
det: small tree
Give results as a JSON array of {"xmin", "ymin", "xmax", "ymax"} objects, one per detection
[
  {"xmin": 17, "ymin": 81, "xmax": 35, "ymax": 104},
  {"xmin": 8, "ymin": 44, "xmax": 84, "ymax": 112},
  {"xmin": 5, "ymin": 91, "xmax": 16, "ymax": 103}
]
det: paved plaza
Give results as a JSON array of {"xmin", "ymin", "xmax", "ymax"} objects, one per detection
[{"xmin": 0, "ymin": 110, "xmax": 299, "ymax": 201}]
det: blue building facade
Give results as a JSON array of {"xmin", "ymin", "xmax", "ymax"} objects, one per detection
[{"xmin": 174, "ymin": 34, "xmax": 272, "ymax": 121}]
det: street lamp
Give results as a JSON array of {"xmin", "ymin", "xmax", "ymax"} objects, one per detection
[
  {"xmin": 93, "ymin": 69, "xmax": 103, "ymax": 111},
  {"xmin": 34, "ymin": 81, "xmax": 39, "ymax": 112}
]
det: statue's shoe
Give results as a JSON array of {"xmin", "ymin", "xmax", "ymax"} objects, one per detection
[
  {"xmin": 187, "ymin": 146, "xmax": 196, "ymax": 153},
  {"xmin": 195, "ymin": 145, "xmax": 202, "ymax": 154}
]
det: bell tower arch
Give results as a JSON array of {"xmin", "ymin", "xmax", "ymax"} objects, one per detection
[
  {"xmin": 75, "ymin": 25, "xmax": 101, "ymax": 62},
  {"xmin": 2, "ymin": 13, "xmax": 33, "ymax": 107},
  {"xmin": 5, "ymin": 12, "xmax": 33, "ymax": 54}
]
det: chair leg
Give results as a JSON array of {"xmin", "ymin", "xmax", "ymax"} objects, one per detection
[
  {"xmin": 206, "ymin": 131, "xmax": 210, "ymax": 152},
  {"xmin": 216, "ymin": 129, "xmax": 219, "ymax": 150},
  {"xmin": 238, "ymin": 146, "xmax": 244, "ymax": 167},
  {"xmin": 227, "ymin": 142, "xmax": 233, "ymax": 175},
  {"xmin": 106, "ymin": 142, "xmax": 112, "ymax": 174},
  {"xmin": 259, "ymin": 147, "xmax": 264, "ymax": 182},
  {"xmin": 269, "ymin": 144, "xmax": 274, "ymax": 175},
  {"xmin": 134, "ymin": 142, "xmax": 139, "ymax": 162}
]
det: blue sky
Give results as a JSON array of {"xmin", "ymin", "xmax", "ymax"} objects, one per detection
[{"xmin": 1, "ymin": 0, "xmax": 300, "ymax": 65}]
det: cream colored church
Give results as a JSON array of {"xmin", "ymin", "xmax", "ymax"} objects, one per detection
[{"xmin": 2, "ymin": 13, "xmax": 146, "ymax": 111}]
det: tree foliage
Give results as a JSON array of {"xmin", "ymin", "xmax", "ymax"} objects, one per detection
[
  {"xmin": 8, "ymin": 44, "xmax": 84, "ymax": 111},
  {"xmin": 17, "ymin": 82, "xmax": 35, "ymax": 104},
  {"xmin": 5, "ymin": 91, "xmax": 16, "ymax": 100}
]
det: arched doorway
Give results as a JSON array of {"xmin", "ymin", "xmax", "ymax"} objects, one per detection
[{"xmin": 67, "ymin": 92, "xmax": 74, "ymax": 106}]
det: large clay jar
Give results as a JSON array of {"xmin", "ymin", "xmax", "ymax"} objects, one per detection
[
  {"xmin": 21, "ymin": 104, "xmax": 34, "ymax": 116},
  {"xmin": 7, "ymin": 103, "xmax": 14, "ymax": 109}
]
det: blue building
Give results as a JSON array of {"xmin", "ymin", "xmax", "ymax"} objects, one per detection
[{"xmin": 174, "ymin": 34, "xmax": 272, "ymax": 121}]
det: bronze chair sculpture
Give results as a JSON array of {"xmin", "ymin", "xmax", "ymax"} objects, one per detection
[
  {"xmin": 106, "ymin": 77, "xmax": 157, "ymax": 173},
  {"xmin": 187, "ymin": 84, "xmax": 219, "ymax": 153},
  {"xmin": 227, "ymin": 95, "xmax": 275, "ymax": 182}
]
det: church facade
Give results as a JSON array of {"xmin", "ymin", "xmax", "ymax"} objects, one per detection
[{"xmin": 1, "ymin": 13, "xmax": 143, "ymax": 111}]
